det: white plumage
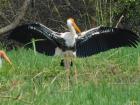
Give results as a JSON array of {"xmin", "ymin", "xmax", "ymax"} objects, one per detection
[{"xmin": 61, "ymin": 32, "xmax": 76, "ymax": 47}]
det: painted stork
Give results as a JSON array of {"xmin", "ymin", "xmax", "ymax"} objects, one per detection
[
  {"xmin": 8, "ymin": 18, "xmax": 140, "ymax": 65},
  {"xmin": 0, "ymin": 50, "xmax": 12, "ymax": 68}
]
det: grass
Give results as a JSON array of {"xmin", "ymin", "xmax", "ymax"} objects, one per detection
[{"xmin": 0, "ymin": 46, "xmax": 140, "ymax": 105}]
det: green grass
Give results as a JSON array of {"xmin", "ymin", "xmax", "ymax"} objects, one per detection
[{"xmin": 0, "ymin": 46, "xmax": 140, "ymax": 105}]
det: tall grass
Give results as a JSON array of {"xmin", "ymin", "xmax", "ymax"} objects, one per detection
[{"xmin": 0, "ymin": 45, "xmax": 140, "ymax": 105}]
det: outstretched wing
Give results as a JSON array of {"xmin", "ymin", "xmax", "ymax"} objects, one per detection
[
  {"xmin": 76, "ymin": 27, "xmax": 140, "ymax": 57},
  {"xmin": 8, "ymin": 22, "xmax": 63, "ymax": 56}
]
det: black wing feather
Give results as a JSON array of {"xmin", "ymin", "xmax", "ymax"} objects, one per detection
[
  {"xmin": 76, "ymin": 27, "xmax": 140, "ymax": 57},
  {"xmin": 8, "ymin": 22, "xmax": 61, "ymax": 56}
]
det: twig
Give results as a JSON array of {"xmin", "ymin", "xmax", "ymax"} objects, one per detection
[
  {"xmin": 115, "ymin": 15, "xmax": 124, "ymax": 28},
  {"xmin": 32, "ymin": 38, "xmax": 37, "ymax": 55},
  {"xmin": 0, "ymin": 95, "xmax": 32, "ymax": 104},
  {"xmin": 31, "ymin": 70, "xmax": 48, "ymax": 95},
  {"xmin": 32, "ymin": 71, "xmax": 48, "ymax": 79},
  {"xmin": 50, "ymin": 72, "xmax": 65, "ymax": 85}
]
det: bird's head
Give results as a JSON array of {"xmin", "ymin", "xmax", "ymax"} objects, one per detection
[
  {"xmin": 67, "ymin": 18, "xmax": 81, "ymax": 33},
  {"xmin": 0, "ymin": 51, "xmax": 12, "ymax": 65}
]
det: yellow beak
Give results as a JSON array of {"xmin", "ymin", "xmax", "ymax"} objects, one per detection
[
  {"xmin": 0, "ymin": 51, "xmax": 12, "ymax": 65},
  {"xmin": 72, "ymin": 21, "xmax": 81, "ymax": 33}
]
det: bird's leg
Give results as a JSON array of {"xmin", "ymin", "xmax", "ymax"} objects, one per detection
[
  {"xmin": 66, "ymin": 67, "xmax": 70, "ymax": 89},
  {"xmin": 63, "ymin": 52, "xmax": 72, "ymax": 89},
  {"xmin": 64, "ymin": 54, "xmax": 71, "ymax": 70},
  {"xmin": 74, "ymin": 62, "xmax": 78, "ymax": 84},
  {"xmin": 72, "ymin": 56, "xmax": 78, "ymax": 84}
]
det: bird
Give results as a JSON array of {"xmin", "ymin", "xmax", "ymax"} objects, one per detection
[
  {"xmin": 8, "ymin": 18, "xmax": 140, "ymax": 65},
  {"xmin": 0, "ymin": 50, "xmax": 12, "ymax": 68}
]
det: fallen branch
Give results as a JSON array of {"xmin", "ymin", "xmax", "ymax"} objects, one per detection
[
  {"xmin": 0, "ymin": 12, "xmax": 11, "ymax": 24},
  {"xmin": 0, "ymin": 0, "xmax": 31, "ymax": 35}
]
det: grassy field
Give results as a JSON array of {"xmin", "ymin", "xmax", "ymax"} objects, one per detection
[{"xmin": 0, "ymin": 46, "xmax": 140, "ymax": 105}]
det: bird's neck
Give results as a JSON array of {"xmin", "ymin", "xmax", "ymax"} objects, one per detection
[{"xmin": 69, "ymin": 26, "xmax": 78, "ymax": 38}]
